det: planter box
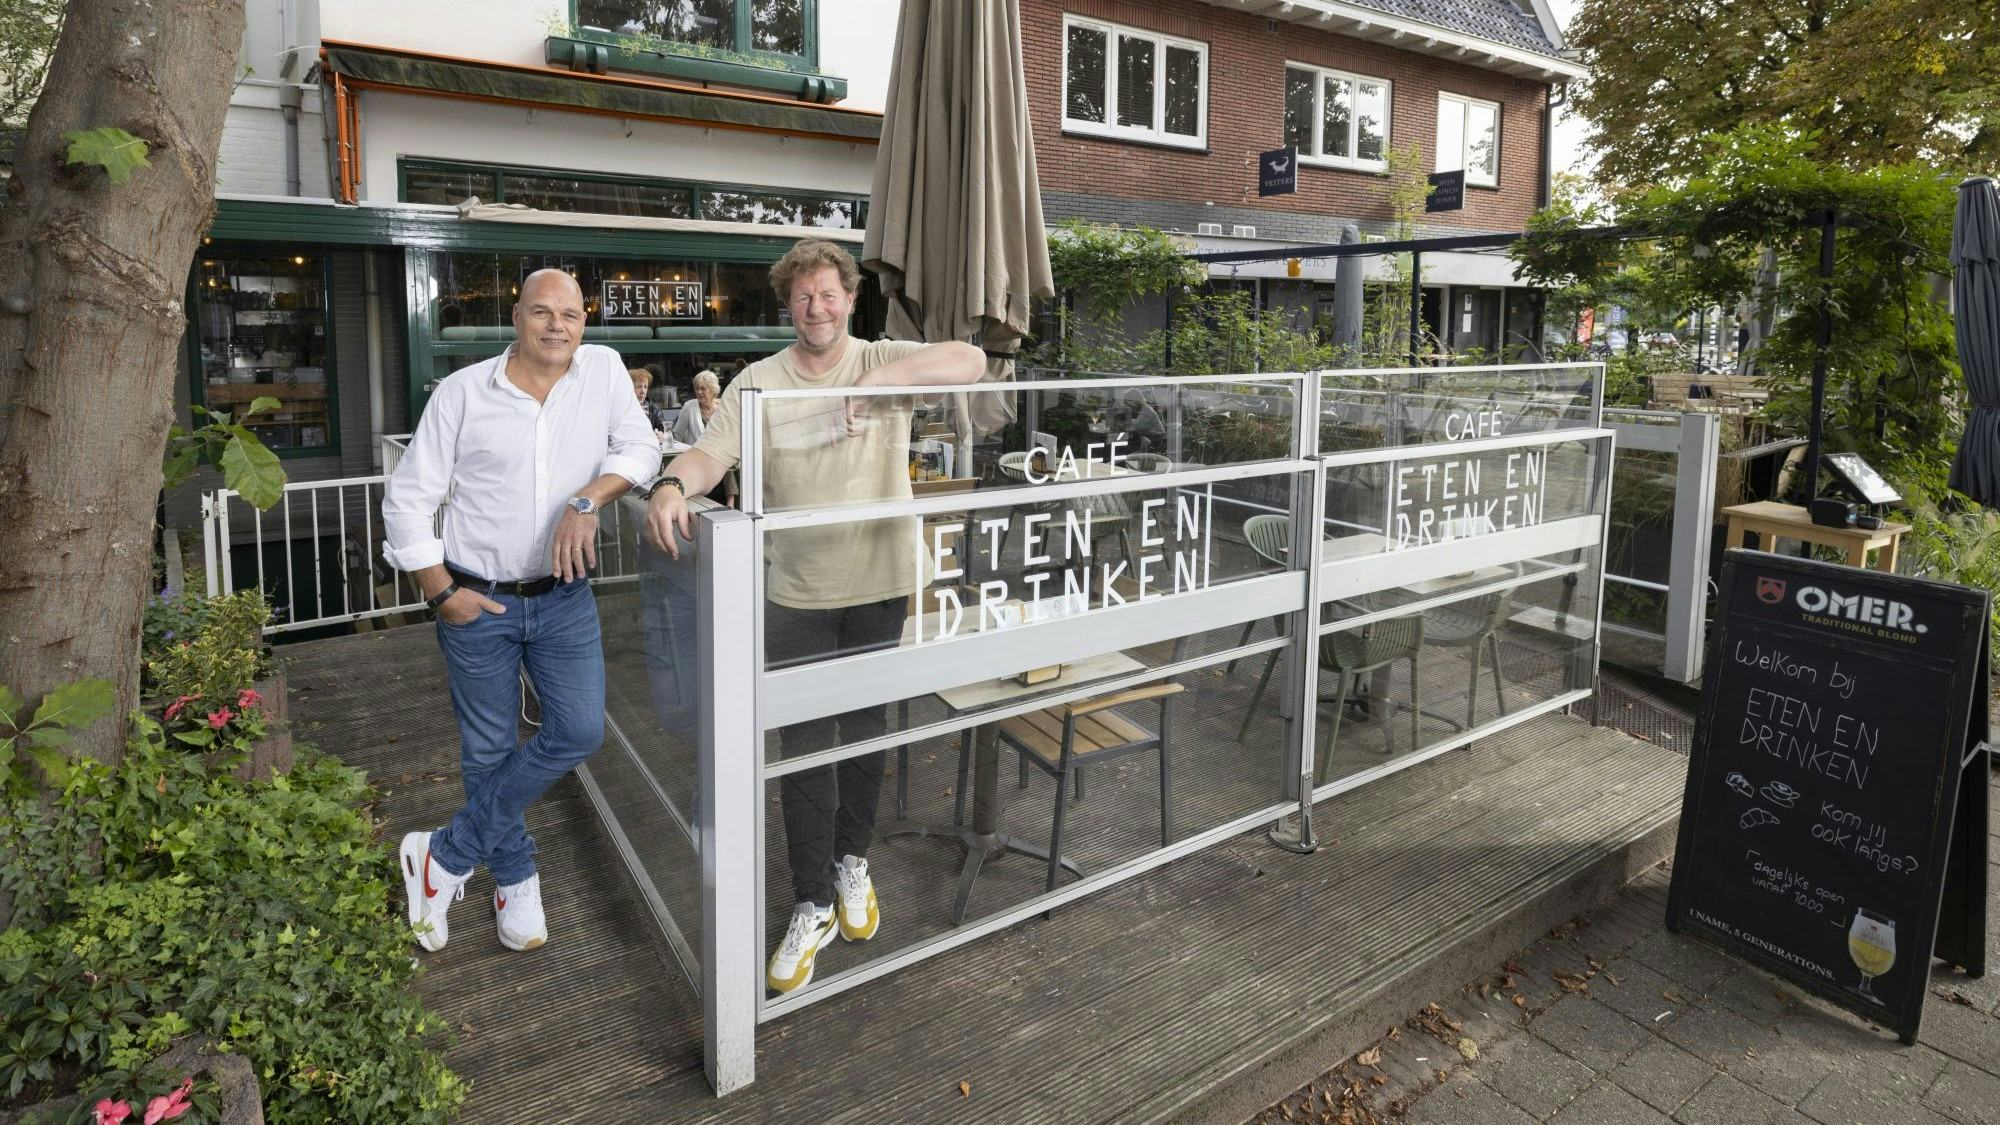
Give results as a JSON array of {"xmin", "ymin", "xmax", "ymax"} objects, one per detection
[{"xmin": 236, "ymin": 668, "xmax": 293, "ymax": 784}]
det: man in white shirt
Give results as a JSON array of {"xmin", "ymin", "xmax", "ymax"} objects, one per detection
[{"xmin": 382, "ymin": 268, "xmax": 658, "ymax": 954}]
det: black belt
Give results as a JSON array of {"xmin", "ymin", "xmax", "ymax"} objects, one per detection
[{"xmin": 446, "ymin": 565, "xmax": 562, "ymax": 598}]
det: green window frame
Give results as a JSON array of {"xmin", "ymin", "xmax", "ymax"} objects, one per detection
[
  {"xmin": 185, "ymin": 246, "xmax": 341, "ymax": 461},
  {"xmin": 569, "ymin": 0, "xmax": 819, "ymax": 71},
  {"xmin": 397, "ymin": 158, "xmax": 866, "ymax": 230}
]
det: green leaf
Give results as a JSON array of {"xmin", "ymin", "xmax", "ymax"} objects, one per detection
[
  {"xmin": 24, "ymin": 745, "xmax": 68, "ymax": 785},
  {"xmin": 30, "ymin": 678, "xmax": 114, "ymax": 732},
  {"xmin": 0, "ymin": 684, "xmax": 17, "ymax": 727},
  {"xmin": 243, "ymin": 396, "xmax": 282, "ymax": 417},
  {"xmin": 162, "ymin": 442, "xmax": 201, "ymax": 490},
  {"xmin": 61, "ymin": 127, "xmax": 151, "ymax": 185},
  {"xmin": 219, "ymin": 432, "xmax": 285, "ymax": 510},
  {"xmin": 24, "ymin": 726, "xmax": 71, "ymax": 750}
]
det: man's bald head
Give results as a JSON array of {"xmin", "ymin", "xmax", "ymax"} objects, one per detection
[
  {"xmin": 511, "ymin": 268, "xmax": 587, "ymax": 373},
  {"xmin": 519, "ymin": 268, "xmax": 584, "ymax": 307}
]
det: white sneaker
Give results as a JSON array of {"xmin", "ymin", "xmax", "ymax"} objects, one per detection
[
  {"xmin": 767, "ymin": 902, "xmax": 838, "ymax": 994},
  {"xmin": 494, "ymin": 874, "xmax": 547, "ymax": 951},
  {"xmin": 399, "ymin": 831, "xmax": 468, "ymax": 952},
  {"xmin": 833, "ymin": 855, "xmax": 879, "ymax": 942}
]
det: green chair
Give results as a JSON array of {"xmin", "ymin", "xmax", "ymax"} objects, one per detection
[
  {"xmin": 1225, "ymin": 514, "xmax": 1291, "ymax": 676},
  {"xmin": 1421, "ymin": 587, "xmax": 1514, "ymax": 727},
  {"xmin": 1311, "ymin": 613, "xmax": 1424, "ymax": 782}
]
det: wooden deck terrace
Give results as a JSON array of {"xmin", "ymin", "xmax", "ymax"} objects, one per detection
[{"xmin": 280, "ymin": 595, "xmax": 1686, "ymax": 1124}]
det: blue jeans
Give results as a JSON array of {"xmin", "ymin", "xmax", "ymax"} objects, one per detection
[{"xmin": 429, "ymin": 573, "xmax": 605, "ymax": 885}]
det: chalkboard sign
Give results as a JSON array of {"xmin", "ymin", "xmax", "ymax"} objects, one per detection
[{"xmin": 1668, "ymin": 550, "xmax": 1990, "ymax": 1043}]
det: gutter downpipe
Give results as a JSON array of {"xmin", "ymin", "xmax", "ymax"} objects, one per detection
[
  {"xmin": 279, "ymin": 85, "xmax": 303, "ymax": 197},
  {"xmin": 365, "ymin": 250, "xmax": 386, "ymax": 469}
]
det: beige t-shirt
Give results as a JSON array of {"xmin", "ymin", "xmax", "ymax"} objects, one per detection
[{"xmin": 695, "ymin": 337, "xmax": 928, "ymax": 609}]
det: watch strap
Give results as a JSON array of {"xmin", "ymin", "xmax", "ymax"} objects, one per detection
[{"xmin": 425, "ymin": 582, "xmax": 460, "ymax": 610}]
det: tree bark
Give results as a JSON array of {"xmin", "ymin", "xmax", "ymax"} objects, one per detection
[{"xmin": 0, "ymin": 0, "xmax": 245, "ymax": 763}]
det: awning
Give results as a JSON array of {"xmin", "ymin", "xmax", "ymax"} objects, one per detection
[
  {"xmin": 457, "ymin": 201, "xmax": 864, "ymax": 245},
  {"xmin": 320, "ymin": 41, "xmax": 882, "ymax": 144}
]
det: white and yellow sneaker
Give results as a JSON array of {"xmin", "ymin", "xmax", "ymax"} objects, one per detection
[
  {"xmin": 834, "ymin": 854, "xmax": 879, "ymax": 942},
  {"xmin": 768, "ymin": 902, "xmax": 839, "ymax": 993}
]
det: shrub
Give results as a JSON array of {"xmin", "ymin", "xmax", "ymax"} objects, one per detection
[{"xmin": 0, "ymin": 694, "xmax": 464, "ymax": 1123}]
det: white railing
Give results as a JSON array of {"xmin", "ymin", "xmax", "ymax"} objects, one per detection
[{"xmin": 203, "ymin": 466, "xmax": 648, "ymax": 635}]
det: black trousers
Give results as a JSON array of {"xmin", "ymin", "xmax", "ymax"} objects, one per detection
[{"xmin": 766, "ymin": 596, "xmax": 904, "ymax": 907}]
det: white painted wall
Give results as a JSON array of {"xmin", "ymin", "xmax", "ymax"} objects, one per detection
[
  {"xmin": 818, "ymin": 0, "xmax": 902, "ymax": 112},
  {"xmin": 318, "ymin": 0, "xmax": 555, "ymax": 64},
  {"xmin": 356, "ymin": 90, "xmax": 876, "ymax": 203},
  {"xmin": 317, "ymin": 0, "xmax": 897, "ymax": 109}
]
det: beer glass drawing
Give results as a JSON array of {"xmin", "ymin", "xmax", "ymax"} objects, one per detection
[{"xmin": 1847, "ymin": 908, "xmax": 1896, "ymax": 999}]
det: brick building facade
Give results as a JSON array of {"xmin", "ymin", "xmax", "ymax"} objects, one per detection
[{"xmin": 1019, "ymin": 0, "xmax": 1586, "ymax": 357}]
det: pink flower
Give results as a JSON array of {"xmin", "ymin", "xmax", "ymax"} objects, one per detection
[
  {"xmin": 143, "ymin": 1077, "xmax": 192, "ymax": 1124},
  {"xmin": 95, "ymin": 1099, "xmax": 131, "ymax": 1125},
  {"xmin": 206, "ymin": 708, "xmax": 234, "ymax": 730},
  {"xmin": 164, "ymin": 695, "xmax": 197, "ymax": 721},
  {"xmin": 236, "ymin": 687, "xmax": 263, "ymax": 710}
]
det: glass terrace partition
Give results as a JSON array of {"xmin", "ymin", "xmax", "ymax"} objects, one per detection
[{"xmin": 589, "ymin": 362, "xmax": 1610, "ymax": 1094}]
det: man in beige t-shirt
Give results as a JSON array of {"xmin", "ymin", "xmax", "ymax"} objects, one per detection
[{"xmin": 644, "ymin": 239, "xmax": 983, "ymax": 994}]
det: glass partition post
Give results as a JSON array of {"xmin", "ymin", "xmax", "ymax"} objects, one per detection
[
  {"xmin": 1665, "ymin": 413, "xmax": 1718, "ymax": 682},
  {"xmin": 700, "ymin": 505, "xmax": 761, "ymax": 1095},
  {"xmin": 1270, "ymin": 373, "xmax": 1324, "ymax": 853}
]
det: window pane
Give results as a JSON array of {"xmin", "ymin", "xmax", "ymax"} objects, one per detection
[
  {"xmin": 503, "ymin": 174, "xmax": 694, "ymax": 218},
  {"xmin": 1436, "ymin": 98, "xmax": 1464, "ymax": 173},
  {"xmin": 1163, "ymin": 45, "xmax": 1201, "ymax": 137},
  {"xmin": 1116, "ymin": 34, "xmax": 1155, "ymax": 129},
  {"xmin": 1467, "ymin": 102, "xmax": 1498, "ymax": 180},
  {"xmin": 704, "ymin": 190, "xmax": 858, "ymax": 229},
  {"xmin": 192, "ymin": 253, "xmax": 332, "ymax": 452},
  {"xmin": 578, "ymin": 0, "xmax": 735, "ymax": 51},
  {"xmin": 1065, "ymin": 25, "xmax": 1106, "ymax": 123},
  {"xmin": 1355, "ymin": 82, "xmax": 1386, "ymax": 162},
  {"xmin": 1283, "ymin": 67, "xmax": 1315, "ymax": 151},
  {"xmin": 750, "ymin": 0, "xmax": 804, "ymax": 55},
  {"xmin": 1321, "ymin": 76, "xmax": 1352, "ymax": 159},
  {"xmin": 404, "ymin": 166, "xmax": 494, "ymax": 206}
]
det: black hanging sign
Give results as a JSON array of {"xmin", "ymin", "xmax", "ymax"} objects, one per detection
[
  {"xmin": 1258, "ymin": 146, "xmax": 1297, "ymax": 197},
  {"xmin": 1668, "ymin": 550, "xmax": 1990, "ymax": 1044},
  {"xmin": 1425, "ymin": 170, "xmax": 1465, "ymax": 213}
]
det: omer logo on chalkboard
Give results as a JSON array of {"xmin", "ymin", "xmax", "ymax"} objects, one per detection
[{"xmin": 1793, "ymin": 582, "xmax": 1927, "ymax": 634}]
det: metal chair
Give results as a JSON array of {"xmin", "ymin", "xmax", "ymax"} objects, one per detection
[
  {"xmin": 1312, "ymin": 614, "xmax": 1424, "ymax": 781},
  {"xmin": 1234, "ymin": 600, "xmax": 1425, "ymax": 770},
  {"xmin": 1226, "ymin": 514, "xmax": 1291, "ymax": 675},
  {"xmin": 998, "ymin": 681, "xmax": 1183, "ymax": 893},
  {"xmin": 1421, "ymin": 584, "xmax": 1514, "ymax": 728}
]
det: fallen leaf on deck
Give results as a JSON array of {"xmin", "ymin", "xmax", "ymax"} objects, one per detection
[
  {"xmin": 1498, "ymin": 974, "xmax": 1515, "ymax": 990},
  {"xmin": 1371, "ymin": 1074, "xmax": 1388, "ymax": 1086},
  {"xmin": 1554, "ymin": 972, "xmax": 1591, "ymax": 994},
  {"xmin": 1604, "ymin": 971, "xmax": 1621, "ymax": 986},
  {"xmin": 958, "ymin": 1080, "xmax": 970, "ymax": 1098},
  {"xmin": 1355, "ymin": 1046, "xmax": 1382, "ymax": 1067},
  {"xmin": 1455, "ymin": 1038, "xmax": 1479, "ymax": 1061},
  {"xmin": 1512, "ymin": 994, "xmax": 1527, "ymax": 1008},
  {"xmin": 1386, "ymin": 1026, "xmax": 1402, "ymax": 1042}
]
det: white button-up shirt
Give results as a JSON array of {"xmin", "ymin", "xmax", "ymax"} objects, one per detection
[{"xmin": 382, "ymin": 344, "xmax": 659, "ymax": 582}]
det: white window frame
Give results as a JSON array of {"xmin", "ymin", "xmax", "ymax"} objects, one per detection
[
  {"xmin": 1436, "ymin": 92, "xmax": 1502, "ymax": 187},
  {"xmin": 1060, "ymin": 15, "xmax": 1208, "ymax": 151},
  {"xmin": 1281, "ymin": 62, "xmax": 1391, "ymax": 173}
]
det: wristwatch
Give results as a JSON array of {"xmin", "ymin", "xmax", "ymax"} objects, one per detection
[
  {"xmin": 567, "ymin": 495, "xmax": 598, "ymax": 516},
  {"xmin": 425, "ymin": 582, "xmax": 460, "ymax": 610}
]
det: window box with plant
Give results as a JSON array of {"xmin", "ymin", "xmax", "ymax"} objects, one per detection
[{"xmin": 549, "ymin": 0, "xmax": 847, "ymax": 103}]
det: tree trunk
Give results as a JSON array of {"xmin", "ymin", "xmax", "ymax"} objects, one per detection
[{"xmin": 0, "ymin": 0, "xmax": 245, "ymax": 764}]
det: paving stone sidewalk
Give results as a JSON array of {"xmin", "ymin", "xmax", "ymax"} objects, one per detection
[{"xmin": 1251, "ymin": 780, "xmax": 2000, "ymax": 1125}]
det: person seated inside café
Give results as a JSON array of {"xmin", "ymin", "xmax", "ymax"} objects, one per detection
[
  {"xmin": 643, "ymin": 238, "xmax": 984, "ymax": 994},
  {"xmin": 628, "ymin": 367, "xmax": 669, "ymax": 438}
]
